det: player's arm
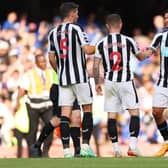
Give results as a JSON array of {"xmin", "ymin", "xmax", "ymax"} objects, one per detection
[
  {"xmin": 74, "ymin": 25, "xmax": 96, "ymax": 55},
  {"xmin": 93, "ymin": 57, "xmax": 103, "ymax": 96},
  {"xmin": 136, "ymin": 33, "xmax": 162, "ymax": 60},
  {"xmin": 136, "ymin": 49, "xmax": 153, "ymax": 60},
  {"xmin": 82, "ymin": 45, "xmax": 95, "ymax": 55},
  {"xmin": 48, "ymin": 52, "xmax": 57, "ymax": 72},
  {"xmin": 93, "ymin": 44, "xmax": 103, "ymax": 95},
  {"xmin": 93, "ymin": 57, "xmax": 101, "ymax": 84},
  {"xmin": 48, "ymin": 29, "xmax": 58, "ymax": 71}
]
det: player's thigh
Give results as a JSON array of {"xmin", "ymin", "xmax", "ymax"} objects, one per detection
[
  {"xmin": 104, "ymin": 80, "xmax": 121, "ymax": 112},
  {"xmin": 119, "ymin": 81, "xmax": 139, "ymax": 110},
  {"xmin": 73, "ymin": 82, "xmax": 93, "ymax": 105},
  {"xmin": 153, "ymin": 86, "xmax": 168, "ymax": 108},
  {"xmin": 59, "ymin": 85, "xmax": 75, "ymax": 106}
]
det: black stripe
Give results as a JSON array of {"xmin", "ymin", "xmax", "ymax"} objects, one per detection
[
  {"xmin": 65, "ymin": 24, "xmax": 71, "ymax": 84},
  {"xmin": 163, "ymin": 57, "xmax": 168, "ymax": 87},
  {"xmin": 98, "ymin": 42, "xmax": 107, "ymax": 75},
  {"xmin": 107, "ymin": 35, "xmax": 113, "ymax": 81},
  {"xmin": 132, "ymin": 81, "xmax": 138, "ymax": 103},
  {"xmin": 165, "ymin": 33, "xmax": 168, "ymax": 46},
  {"xmin": 126, "ymin": 38, "xmax": 131, "ymax": 81},
  {"xmin": 72, "ymin": 28, "xmax": 80, "ymax": 83},
  {"xmin": 57, "ymin": 25, "xmax": 64, "ymax": 86},
  {"xmin": 73, "ymin": 28, "xmax": 87, "ymax": 83},
  {"xmin": 80, "ymin": 48, "xmax": 87, "ymax": 82},
  {"xmin": 153, "ymin": 34, "xmax": 162, "ymax": 49},
  {"xmin": 88, "ymin": 81, "xmax": 93, "ymax": 97},
  {"xmin": 116, "ymin": 34, "xmax": 123, "ymax": 82},
  {"xmin": 50, "ymin": 30, "xmax": 59, "ymax": 69},
  {"xmin": 157, "ymin": 55, "xmax": 162, "ymax": 86}
]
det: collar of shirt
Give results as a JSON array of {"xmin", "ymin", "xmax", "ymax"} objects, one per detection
[{"xmin": 35, "ymin": 66, "xmax": 45, "ymax": 77}]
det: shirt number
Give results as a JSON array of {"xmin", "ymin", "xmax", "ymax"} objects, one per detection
[
  {"xmin": 60, "ymin": 38, "xmax": 68, "ymax": 59},
  {"xmin": 109, "ymin": 52, "xmax": 122, "ymax": 71}
]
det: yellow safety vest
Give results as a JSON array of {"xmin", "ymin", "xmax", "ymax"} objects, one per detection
[
  {"xmin": 28, "ymin": 68, "xmax": 53, "ymax": 95},
  {"xmin": 15, "ymin": 97, "xmax": 29, "ymax": 133}
]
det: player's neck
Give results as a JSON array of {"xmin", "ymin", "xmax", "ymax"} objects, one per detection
[
  {"xmin": 63, "ymin": 17, "xmax": 73, "ymax": 24},
  {"xmin": 109, "ymin": 27, "xmax": 121, "ymax": 34}
]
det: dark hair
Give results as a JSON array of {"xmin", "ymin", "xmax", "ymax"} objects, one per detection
[
  {"xmin": 106, "ymin": 14, "xmax": 122, "ymax": 27},
  {"xmin": 59, "ymin": 2, "xmax": 79, "ymax": 19},
  {"xmin": 163, "ymin": 9, "xmax": 168, "ymax": 16}
]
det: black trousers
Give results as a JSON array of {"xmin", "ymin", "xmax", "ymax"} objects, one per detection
[
  {"xmin": 26, "ymin": 103, "xmax": 53, "ymax": 157},
  {"xmin": 14, "ymin": 128, "xmax": 29, "ymax": 158}
]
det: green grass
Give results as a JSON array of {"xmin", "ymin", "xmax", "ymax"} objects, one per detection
[{"xmin": 0, "ymin": 157, "xmax": 168, "ymax": 168}]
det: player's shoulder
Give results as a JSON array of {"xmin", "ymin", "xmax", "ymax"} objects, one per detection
[
  {"xmin": 122, "ymin": 34, "xmax": 136, "ymax": 44},
  {"xmin": 48, "ymin": 27, "xmax": 56, "ymax": 36},
  {"xmin": 96, "ymin": 37, "xmax": 106, "ymax": 46},
  {"xmin": 69, "ymin": 23, "xmax": 84, "ymax": 31}
]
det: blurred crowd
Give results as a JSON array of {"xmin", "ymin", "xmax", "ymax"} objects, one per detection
[{"xmin": 0, "ymin": 11, "xmax": 165, "ymax": 156}]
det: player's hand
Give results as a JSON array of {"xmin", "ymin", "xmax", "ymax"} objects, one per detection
[
  {"xmin": 95, "ymin": 84, "xmax": 103, "ymax": 96},
  {"xmin": 143, "ymin": 48, "xmax": 153, "ymax": 58}
]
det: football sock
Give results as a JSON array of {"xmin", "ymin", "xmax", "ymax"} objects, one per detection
[
  {"xmin": 60, "ymin": 116, "xmax": 70, "ymax": 149},
  {"xmin": 129, "ymin": 116, "xmax": 140, "ymax": 137},
  {"xmin": 36, "ymin": 122, "xmax": 55, "ymax": 147},
  {"xmin": 108, "ymin": 118, "xmax": 118, "ymax": 143},
  {"xmin": 82, "ymin": 112, "xmax": 93, "ymax": 144},
  {"xmin": 157, "ymin": 121, "xmax": 168, "ymax": 141},
  {"xmin": 129, "ymin": 136, "xmax": 138, "ymax": 150},
  {"xmin": 70, "ymin": 127, "xmax": 81, "ymax": 155}
]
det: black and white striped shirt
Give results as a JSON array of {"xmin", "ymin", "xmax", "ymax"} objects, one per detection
[
  {"xmin": 95, "ymin": 33, "xmax": 140, "ymax": 82},
  {"xmin": 48, "ymin": 23, "xmax": 89, "ymax": 86},
  {"xmin": 150, "ymin": 31, "xmax": 168, "ymax": 88}
]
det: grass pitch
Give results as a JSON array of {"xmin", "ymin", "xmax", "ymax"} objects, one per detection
[{"xmin": 0, "ymin": 157, "xmax": 168, "ymax": 168}]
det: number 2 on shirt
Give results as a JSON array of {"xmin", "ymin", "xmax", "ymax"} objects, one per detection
[
  {"xmin": 60, "ymin": 38, "xmax": 68, "ymax": 59},
  {"xmin": 109, "ymin": 51, "xmax": 122, "ymax": 71}
]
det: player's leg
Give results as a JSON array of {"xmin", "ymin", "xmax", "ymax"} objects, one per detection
[
  {"xmin": 74, "ymin": 82, "xmax": 96, "ymax": 157},
  {"xmin": 70, "ymin": 100, "xmax": 81, "ymax": 157},
  {"xmin": 127, "ymin": 109, "xmax": 141, "ymax": 156},
  {"xmin": 105, "ymin": 80, "xmax": 122, "ymax": 157},
  {"xmin": 152, "ymin": 86, "xmax": 168, "ymax": 157},
  {"xmin": 59, "ymin": 85, "xmax": 75, "ymax": 158},
  {"xmin": 108, "ymin": 112, "xmax": 122, "ymax": 157},
  {"xmin": 122, "ymin": 81, "xmax": 141, "ymax": 156}
]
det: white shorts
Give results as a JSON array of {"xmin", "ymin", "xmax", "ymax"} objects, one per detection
[
  {"xmin": 104, "ymin": 80, "xmax": 139, "ymax": 112},
  {"xmin": 59, "ymin": 82, "xmax": 93, "ymax": 106},
  {"xmin": 153, "ymin": 85, "xmax": 168, "ymax": 107}
]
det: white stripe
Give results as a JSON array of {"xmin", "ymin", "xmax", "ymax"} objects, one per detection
[
  {"xmin": 26, "ymin": 99, "xmax": 52, "ymax": 109},
  {"xmin": 121, "ymin": 35, "xmax": 127, "ymax": 81},
  {"xmin": 61, "ymin": 24, "xmax": 67, "ymax": 85},
  {"xmin": 68, "ymin": 25, "xmax": 76, "ymax": 84},
  {"xmin": 160, "ymin": 33, "xmax": 166, "ymax": 86}
]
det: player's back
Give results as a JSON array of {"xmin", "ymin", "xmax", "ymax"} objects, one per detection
[
  {"xmin": 97, "ymin": 33, "xmax": 139, "ymax": 82},
  {"xmin": 48, "ymin": 23, "xmax": 89, "ymax": 86}
]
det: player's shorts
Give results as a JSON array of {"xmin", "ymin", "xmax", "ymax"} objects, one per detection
[
  {"xmin": 49, "ymin": 84, "xmax": 80, "ymax": 117},
  {"xmin": 153, "ymin": 85, "xmax": 168, "ymax": 108},
  {"xmin": 59, "ymin": 82, "xmax": 93, "ymax": 106},
  {"xmin": 104, "ymin": 79, "xmax": 139, "ymax": 112}
]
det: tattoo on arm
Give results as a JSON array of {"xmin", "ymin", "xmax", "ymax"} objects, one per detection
[{"xmin": 93, "ymin": 57, "xmax": 101, "ymax": 84}]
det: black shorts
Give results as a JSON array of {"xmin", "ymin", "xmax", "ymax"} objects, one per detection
[{"xmin": 49, "ymin": 84, "xmax": 80, "ymax": 118}]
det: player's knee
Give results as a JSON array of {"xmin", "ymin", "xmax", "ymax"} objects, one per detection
[{"xmin": 71, "ymin": 112, "xmax": 81, "ymax": 126}]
